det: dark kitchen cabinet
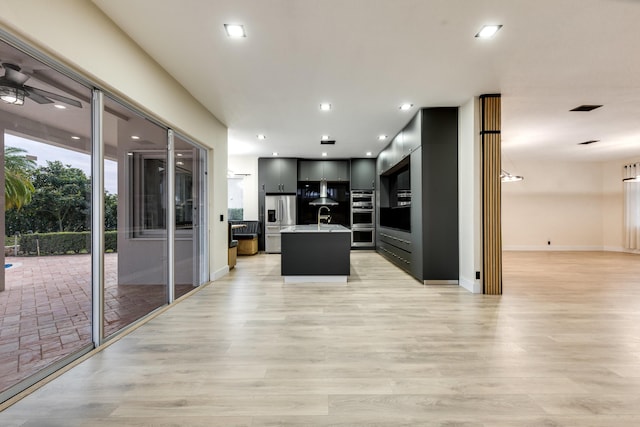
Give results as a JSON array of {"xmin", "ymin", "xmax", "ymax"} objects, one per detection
[
  {"xmin": 298, "ymin": 160, "xmax": 324, "ymax": 181},
  {"xmin": 376, "ymin": 108, "xmax": 458, "ymax": 283},
  {"xmin": 298, "ymin": 160, "xmax": 349, "ymax": 182},
  {"xmin": 333, "ymin": 160, "xmax": 350, "ymax": 181},
  {"xmin": 350, "ymin": 158, "xmax": 376, "ymax": 190},
  {"xmin": 259, "ymin": 158, "xmax": 298, "ymax": 193}
]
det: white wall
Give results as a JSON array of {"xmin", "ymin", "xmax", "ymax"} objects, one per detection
[
  {"xmin": 502, "ymin": 160, "xmax": 604, "ymax": 250},
  {"xmin": 502, "ymin": 158, "xmax": 640, "ymax": 252},
  {"xmin": 502, "ymin": 158, "xmax": 639, "ymax": 251},
  {"xmin": 602, "ymin": 160, "xmax": 625, "ymax": 251},
  {"xmin": 0, "ymin": 0, "xmax": 229, "ymax": 279},
  {"xmin": 228, "ymin": 155, "xmax": 259, "ymax": 220},
  {"xmin": 458, "ymin": 98, "xmax": 482, "ymax": 293}
]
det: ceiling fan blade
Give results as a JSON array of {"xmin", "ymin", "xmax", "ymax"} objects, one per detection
[
  {"xmin": 26, "ymin": 86, "xmax": 82, "ymax": 108},
  {"xmin": 24, "ymin": 89, "xmax": 53, "ymax": 104}
]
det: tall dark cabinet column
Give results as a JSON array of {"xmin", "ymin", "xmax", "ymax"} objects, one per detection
[
  {"xmin": 376, "ymin": 107, "xmax": 458, "ymax": 284},
  {"xmin": 420, "ymin": 108, "xmax": 459, "ymax": 283}
]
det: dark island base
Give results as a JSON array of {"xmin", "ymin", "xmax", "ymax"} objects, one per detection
[{"xmin": 281, "ymin": 231, "xmax": 350, "ymax": 283}]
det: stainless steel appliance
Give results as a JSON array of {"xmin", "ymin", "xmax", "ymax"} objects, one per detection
[
  {"xmin": 351, "ymin": 190, "xmax": 375, "ymax": 247},
  {"xmin": 265, "ymin": 195, "xmax": 296, "ymax": 253},
  {"xmin": 351, "ymin": 190, "xmax": 373, "ymax": 208},
  {"xmin": 352, "ymin": 228, "xmax": 375, "ymax": 247}
]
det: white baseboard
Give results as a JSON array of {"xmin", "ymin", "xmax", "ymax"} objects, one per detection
[
  {"xmin": 503, "ymin": 245, "xmax": 604, "ymax": 251},
  {"xmin": 459, "ymin": 277, "xmax": 482, "ymax": 294},
  {"xmin": 504, "ymin": 245, "xmax": 640, "ymax": 255},
  {"xmin": 211, "ymin": 266, "xmax": 229, "ymax": 281},
  {"xmin": 604, "ymin": 246, "xmax": 640, "ymax": 254}
]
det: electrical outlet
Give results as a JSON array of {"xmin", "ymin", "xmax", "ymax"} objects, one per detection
[{"xmin": 475, "ymin": 271, "xmax": 481, "ymax": 280}]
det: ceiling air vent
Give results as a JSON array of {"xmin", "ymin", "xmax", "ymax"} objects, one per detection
[
  {"xmin": 570, "ymin": 105, "xmax": 602, "ymax": 112},
  {"xmin": 578, "ymin": 140, "xmax": 599, "ymax": 145},
  {"xmin": 320, "ymin": 140, "xmax": 336, "ymax": 145}
]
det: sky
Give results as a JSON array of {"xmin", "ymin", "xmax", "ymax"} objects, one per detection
[{"xmin": 5, "ymin": 134, "xmax": 118, "ymax": 194}]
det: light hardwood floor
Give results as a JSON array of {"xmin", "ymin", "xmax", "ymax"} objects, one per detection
[{"xmin": 2, "ymin": 250, "xmax": 640, "ymax": 426}]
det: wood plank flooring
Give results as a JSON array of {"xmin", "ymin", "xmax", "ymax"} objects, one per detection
[{"xmin": 2, "ymin": 250, "xmax": 640, "ymax": 426}]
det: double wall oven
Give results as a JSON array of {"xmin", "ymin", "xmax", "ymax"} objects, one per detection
[{"xmin": 351, "ymin": 190, "xmax": 375, "ymax": 247}]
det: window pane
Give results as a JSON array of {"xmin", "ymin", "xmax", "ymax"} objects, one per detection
[
  {"xmin": 103, "ymin": 96, "xmax": 168, "ymax": 338},
  {"xmin": 228, "ymin": 177, "xmax": 244, "ymax": 220},
  {"xmin": 173, "ymin": 135, "xmax": 207, "ymax": 297}
]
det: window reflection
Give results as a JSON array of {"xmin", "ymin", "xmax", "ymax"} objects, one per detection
[{"xmin": 131, "ymin": 150, "xmax": 195, "ymax": 235}]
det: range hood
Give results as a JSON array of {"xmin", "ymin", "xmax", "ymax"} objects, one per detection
[{"xmin": 309, "ymin": 179, "xmax": 338, "ymax": 206}]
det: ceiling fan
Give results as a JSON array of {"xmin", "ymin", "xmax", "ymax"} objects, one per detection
[{"xmin": 0, "ymin": 63, "xmax": 82, "ymax": 108}]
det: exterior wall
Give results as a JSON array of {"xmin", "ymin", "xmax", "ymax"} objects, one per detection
[{"xmin": 0, "ymin": 0, "xmax": 229, "ymax": 280}]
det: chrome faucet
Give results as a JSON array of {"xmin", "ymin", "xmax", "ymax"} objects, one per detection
[{"xmin": 317, "ymin": 206, "xmax": 331, "ymax": 227}]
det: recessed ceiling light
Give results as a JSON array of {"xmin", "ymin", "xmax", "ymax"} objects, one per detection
[
  {"xmin": 127, "ymin": 152, "xmax": 133, "ymax": 156},
  {"xmin": 224, "ymin": 24, "xmax": 246, "ymax": 38},
  {"xmin": 399, "ymin": 103, "xmax": 413, "ymax": 111},
  {"xmin": 177, "ymin": 153, "xmax": 183, "ymax": 157},
  {"xmin": 272, "ymin": 152, "xmax": 278, "ymax": 156},
  {"xmin": 71, "ymin": 136, "xmax": 80, "ymax": 140},
  {"xmin": 321, "ymin": 135, "xmax": 329, "ymax": 141},
  {"xmin": 54, "ymin": 104, "xmax": 66, "ymax": 109},
  {"xmin": 176, "ymin": 161, "xmax": 184, "ymax": 166},
  {"xmin": 570, "ymin": 105, "xmax": 603, "ymax": 112},
  {"xmin": 257, "ymin": 134, "xmax": 266, "ymax": 140},
  {"xmin": 475, "ymin": 24, "xmax": 503, "ymax": 39},
  {"xmin": 366, "ymin": 152, "xmax": 373, "ymax": 157},
  {"xmin": 322, "ymin": 152, "xmax": 328, "ymax": 157},
  {"xmin": 131, "ymin": 135, "xmax": 140, "ymax": 140},
  {"xmin": 320, "ymin": 103, "xmax": 331, "ymax": 111},
  {"xmin": 378, "ymin": 135, "xmax": 387, "ymax": 141}
]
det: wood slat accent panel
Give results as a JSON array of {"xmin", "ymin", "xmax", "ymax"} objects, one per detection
[{"xmin": 480, "ymin": 94, "xmax": 502, "ymax": 295}]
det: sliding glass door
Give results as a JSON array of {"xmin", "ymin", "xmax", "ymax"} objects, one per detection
[
  {"xmin": 173, "ymin": 134, "xmax": 208, "ymax": 298},
  {"xmin": 0, "ymin": 38, "xmax": 94, "ymax": 397},
  {"xmin": 0, "ymin": 35, "xmax": 210, "ymax": 404}
]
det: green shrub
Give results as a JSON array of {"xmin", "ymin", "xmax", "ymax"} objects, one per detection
[
  {"xmin": 104, "ymin": 231, "xmax": 117, "ymax": 252},
  {"xmin": 19, "ymin": 231, "xmax": 118, "ymax": 255}
]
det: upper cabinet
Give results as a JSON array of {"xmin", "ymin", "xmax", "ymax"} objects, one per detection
[
  {"xmin": 401, "ymin": 113, "xmax": 421, "ymax": 156},
  {"xmin": 298, "ymin": 160, "xmax": 349, "ymax": 182},
  {"xmin": 259, "ymin": 158, "xmax": 298, "ymax": 193},
  {"xmin": 379, "ymin": 113, "xmax": 422, "ymax": 175},
  {"xmin": 298, "ymin": 160, "xmax": 323, "ymax": 181},
  {"xmin": 350, "ymin": 158, "xmax": 376, "ymax": 190}
]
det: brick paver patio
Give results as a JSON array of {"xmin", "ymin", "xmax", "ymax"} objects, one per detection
[{"xmin": 0, "ymin": 253, "xmax": 195, "ymax": 394}]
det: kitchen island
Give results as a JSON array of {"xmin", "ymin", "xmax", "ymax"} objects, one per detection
[{"xmin": 280, "ymin": 224, "xmax": 351, "ymax": 283}]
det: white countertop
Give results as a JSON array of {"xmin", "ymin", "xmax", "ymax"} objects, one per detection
[{"xmin": 281, "ymin": 224, "xmax": 351, "ymax": 233}]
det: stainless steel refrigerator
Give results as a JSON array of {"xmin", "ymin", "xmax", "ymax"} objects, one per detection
[{"xmin": 265, "ymin": 195, "xmax": 296, "ymax": 253}]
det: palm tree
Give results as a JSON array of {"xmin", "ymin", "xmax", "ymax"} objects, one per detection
[{"xmin": 4, "ymin": 146, "xmax": 36, "ymax": 210}]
